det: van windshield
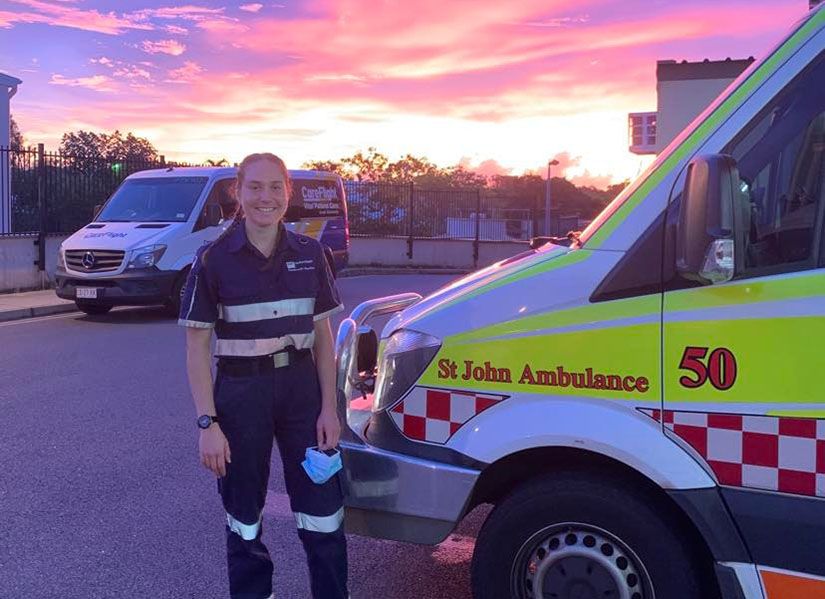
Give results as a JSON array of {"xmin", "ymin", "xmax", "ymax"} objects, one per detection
[{"xmin": 97, "ymin": 177, "xmax": 208, "ymax": 223}]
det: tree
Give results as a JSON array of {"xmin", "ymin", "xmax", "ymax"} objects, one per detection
[
  {"xmin": 303, "ymin": 147, "xmax": 487, "ymax": 187},
  {"xmin": 59, "ymin": 129, "xmax": 158, "ymax": 162},
  {"xmin": 9, "ymin": 114, "xmax": 23, "ymax": 150},
  {"xmin": 206, "ymin": 158, "xmax": 229, "ymax": 166}
]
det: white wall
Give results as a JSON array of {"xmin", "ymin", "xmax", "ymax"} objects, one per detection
[
  {"xmin": 656, "ymin": 77, "xmax": 735, "ymax": 152},
  {"xmin": 0, "ymin": 235, "xmax": 528, "ymax": 293},
  {"xmin": 349, "ymin": 237, "xmax": 528, "ymax": 269},
  {"xmin": 0, "ymin": 234, "xmax": 68, "ymax": 292}
]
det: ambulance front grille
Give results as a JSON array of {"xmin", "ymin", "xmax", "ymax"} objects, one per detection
[{"xmin": 66, "ymin": 249, "xmax": 125, "ymax": 273}]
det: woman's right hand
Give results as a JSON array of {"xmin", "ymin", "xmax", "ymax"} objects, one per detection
[{"xmin": 199, "ymin": 425, "xmax": 232, "ymax": 477}]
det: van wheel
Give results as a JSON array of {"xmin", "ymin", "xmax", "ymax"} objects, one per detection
[
  {"xmin": 471, "ymin": 473, "xmax": 718, "ymax": 599},
  {"xmin": 164, "ymin": 269, "xmax": 190, "ymax": 317},
  {"xmin": 75, "ymin": 301, "xmax": 112, "ymax": 315}
]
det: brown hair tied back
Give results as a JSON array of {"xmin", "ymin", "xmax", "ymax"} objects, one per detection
[{"xmin": 201, "ymin": 153, "xmax": 292, "ymax": 266}]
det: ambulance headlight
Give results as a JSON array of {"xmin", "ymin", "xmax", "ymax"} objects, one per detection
[
  {"xmin": 57, "ymin": 245, "xmax": 66, "ymax": 269},
  {"xmin": 372, "ymin": 329, "xmax": 440, "ymax": 413},
  {"xmin": 127, "ymin": 244, "xmax": 166, "ymax": 269}
]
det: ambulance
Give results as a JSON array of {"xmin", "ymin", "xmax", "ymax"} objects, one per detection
[
  {"xmin": 55, "ymin": 168, "xmax": 348, "ymax": 315},
  {"xmin": 335, "ymin": 7, "xmax": 825, "ymax": 598}
]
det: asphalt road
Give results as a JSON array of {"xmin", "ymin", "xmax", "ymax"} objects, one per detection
[{"xmin": 0, "ymin": 274, "xmax": 493, "ymax": 599}]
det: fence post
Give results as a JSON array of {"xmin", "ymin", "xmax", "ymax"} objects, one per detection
[
  {"xmin": 473, "ymin": 188, "xmax": 481, "ymax": 269},
  {"xmin": 407, "ymin": 181, "xmax": 414, "ymax": 260},
  {"xmin": 34, "ymin": 143, "xmax": 46, "ymax": 271}
]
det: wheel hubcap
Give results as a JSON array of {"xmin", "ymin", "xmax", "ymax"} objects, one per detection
[{"xmin": 512, "ymin": 523, "xmax": 652, "ymax": 599}]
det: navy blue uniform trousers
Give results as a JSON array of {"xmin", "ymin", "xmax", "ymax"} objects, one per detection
[{"xmin": 214, "ymin": 352, "xmax": 348, "ymax": 599}]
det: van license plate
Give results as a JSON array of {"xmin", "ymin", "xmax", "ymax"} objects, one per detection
[{"xmin": 76, "ymin": 288, "xmax": 100, "ymax": 299}]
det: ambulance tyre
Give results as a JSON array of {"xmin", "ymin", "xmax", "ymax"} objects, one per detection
[
  {"xmin": 75, "ymin": 301, "xmax": 112, "ymax": 315},
  {"xmin": 471, "ymin": 472, "xmax": 717, "ymax": 599}
]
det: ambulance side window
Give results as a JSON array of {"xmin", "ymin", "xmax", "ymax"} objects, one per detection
[
  {"xmin": 195, "ymin": 178, "xmax": 236, "ymax": 232},
  {"xmin": 725, "ymin": 51, "xmax": 825, "ymax": 278}
]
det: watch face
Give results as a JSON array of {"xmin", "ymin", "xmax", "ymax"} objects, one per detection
[{"xmin": 197, "ymin": 415, "xmax": 212, "ymax": 429}]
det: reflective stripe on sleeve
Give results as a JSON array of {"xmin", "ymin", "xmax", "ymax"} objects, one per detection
[
  {"xmin": 178, "ymin": 319, "xmax": 215, "ymax": 329},
  {"xmin": 182, "ymin": 260, "xmax": 200, "ymax": 321},
  {"xmin": 294, "ymin": 507, "xmax": 344, "ymax": 533},
  {"xmin": 226, "ymin": 512, "xmax": 261, "ymax": 541},
  {"xmin": 313, "ymin": 304, "xmax": 345, "ymax": 322},
  {"xmin": 222, "ymin": 298, "xmax": 315, "ymax": 323},
  {"xmin": 215, "ymin": 332, "xmax": 315, "ymax": 356}
]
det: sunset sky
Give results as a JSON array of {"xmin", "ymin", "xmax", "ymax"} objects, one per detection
[{"xmin": 0, "ymin": 0, "xmax": 810, "ymax": 187}]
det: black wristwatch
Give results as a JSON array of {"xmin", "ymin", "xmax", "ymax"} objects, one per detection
[{"xmin": 197, "ymin": 414, "xmax": 219, "ymax": 430}]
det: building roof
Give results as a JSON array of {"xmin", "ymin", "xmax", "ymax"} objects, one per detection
[
  {"xmin": 657, "ymin": 58, "xmax": 755, "ymax": 82},
  {"xmin": 0, "ymin": 72, "xmax": 22, "ymax": 87}
]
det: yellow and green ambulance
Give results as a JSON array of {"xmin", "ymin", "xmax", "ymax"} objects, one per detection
[{"xmin": 335, "ymin": 6, "xmax": 825, "ymax": 598}]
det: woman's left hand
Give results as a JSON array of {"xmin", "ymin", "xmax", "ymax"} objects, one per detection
[{"xmin": 316, "ymin": 406, "xmax": 341, "ymax": 450}]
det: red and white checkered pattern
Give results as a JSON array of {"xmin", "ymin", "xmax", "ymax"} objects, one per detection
[
  {"xmin": 640, "ymin": 409, "xmax": 825, "ymax": 498},
  {"xmin": 389, "ymin": 387, "xmax": 508, "ymax": 445}
]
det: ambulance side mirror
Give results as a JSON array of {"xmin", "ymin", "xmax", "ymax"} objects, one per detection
[{"xmin": 676, "ymin": 154, "xmax": 740, "ymax": 284}]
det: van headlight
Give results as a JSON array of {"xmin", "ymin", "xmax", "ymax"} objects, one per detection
[
  {"xmin": 57, "ymin": 246, "xmax": 66, "ymax": 270},
  {"xmin": 372, "ymin": 330, "xmax": 441, "ymax": 412},
  {"xmin": 127, "ymin": 244, "xmax": 167, "ymax": 269}
]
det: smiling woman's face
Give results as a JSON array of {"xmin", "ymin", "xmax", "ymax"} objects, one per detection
[{"xmin": 237, "ymin": 157, "xmax": 289, "ymax": 229}]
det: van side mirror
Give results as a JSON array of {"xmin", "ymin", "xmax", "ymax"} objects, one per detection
[
  {"xmin": 676, "ymin": 154, "xmax": 740, "ymax": 284},
  {"xmin": 284, "ymin": 205, "xmax": 304, "ymax": 222}
]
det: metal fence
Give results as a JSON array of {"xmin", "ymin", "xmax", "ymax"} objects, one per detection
[
  {"xmin": 0, "ymin": 146, "xmax": 582, "ymax": 269},
  {"xmin": 345, "ymin": 180, "xmax": 581, "ymax": 242},
  {"xmin": 0, "ymin": 145, "xmax": 192, "ymax": 237}
]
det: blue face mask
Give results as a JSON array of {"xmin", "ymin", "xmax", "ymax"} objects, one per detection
[{"xmin": 301, "ymin": 447, "xmax": 342, "ymax": 484}]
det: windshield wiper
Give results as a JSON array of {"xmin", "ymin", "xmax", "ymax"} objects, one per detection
[{"xmin": 529, "ymin": 230, "xmax": 582, "ymax": 250}]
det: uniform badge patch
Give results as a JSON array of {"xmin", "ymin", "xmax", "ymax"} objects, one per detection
[{"xmin": 286, "ymin": 259, "xmax": 315, "ymax": 272}]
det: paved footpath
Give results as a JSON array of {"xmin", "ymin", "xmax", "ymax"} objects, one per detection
[{"xmin": 0, "ymin": 289, "xmax": 76, "ymax": 322}]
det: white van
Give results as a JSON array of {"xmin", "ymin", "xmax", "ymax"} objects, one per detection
[{"xmin": 55, "ymin": 167, "xmax": 349, "ymax": 315}]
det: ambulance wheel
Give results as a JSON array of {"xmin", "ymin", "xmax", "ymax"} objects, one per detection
[
  {"xmin": 75, "ymin": 301, "xmax": 112, "ymax": 315},
  {"xmin": 471, "ymin": 472, "xmax": 717, "ymax": 599}
]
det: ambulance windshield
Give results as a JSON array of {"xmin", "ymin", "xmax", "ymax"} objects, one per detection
[{"xmin": 97, "ymin": 177, "xmax": 208, "ymax": 223}]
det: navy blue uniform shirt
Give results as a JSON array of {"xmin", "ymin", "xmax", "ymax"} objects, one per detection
[{"xmin": 178, "ymin": 220, "xmax": 343, "ymax": 357}]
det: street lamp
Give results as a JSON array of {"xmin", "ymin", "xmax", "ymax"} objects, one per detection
[{"xmin": 544, "ymin": 159, "xmax": 559, "ymax": 236}]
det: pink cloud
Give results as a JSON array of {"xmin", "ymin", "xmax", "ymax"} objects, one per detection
[
  {"xmin": 141, "ymin": 39, "xmax": 187, "ymax": 56},
  {"xmin": 196, "ymin": 19, "xmax": 247, "ymax": 34},
  {"xmin": 240, "ymin": 3, "xmax": 264, "ymax": 12},
  {"xmin": 49, "ymin": 74, "xmax": 115, "ymax": 92},
  {"xmin": 165, "ymin": 61, "xmax": 204, "ymax": 83},
  {"xmin": 3, "ymin": 0, "xmax": 152, "ymax": 34},
  {"xmin": 164, "ymin": 24, "xmax": 189, "ymax": 35},
  {"xmin": 113, "ymin": 66, "xmax": 152, "ymax": 80},
  {"xmin": 459, "ymin": 157, "xmax": 512, "ymax": 178},
  {"xmin": 133, "ymin": 5, "xmax": 225, "ymax": 21}
]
